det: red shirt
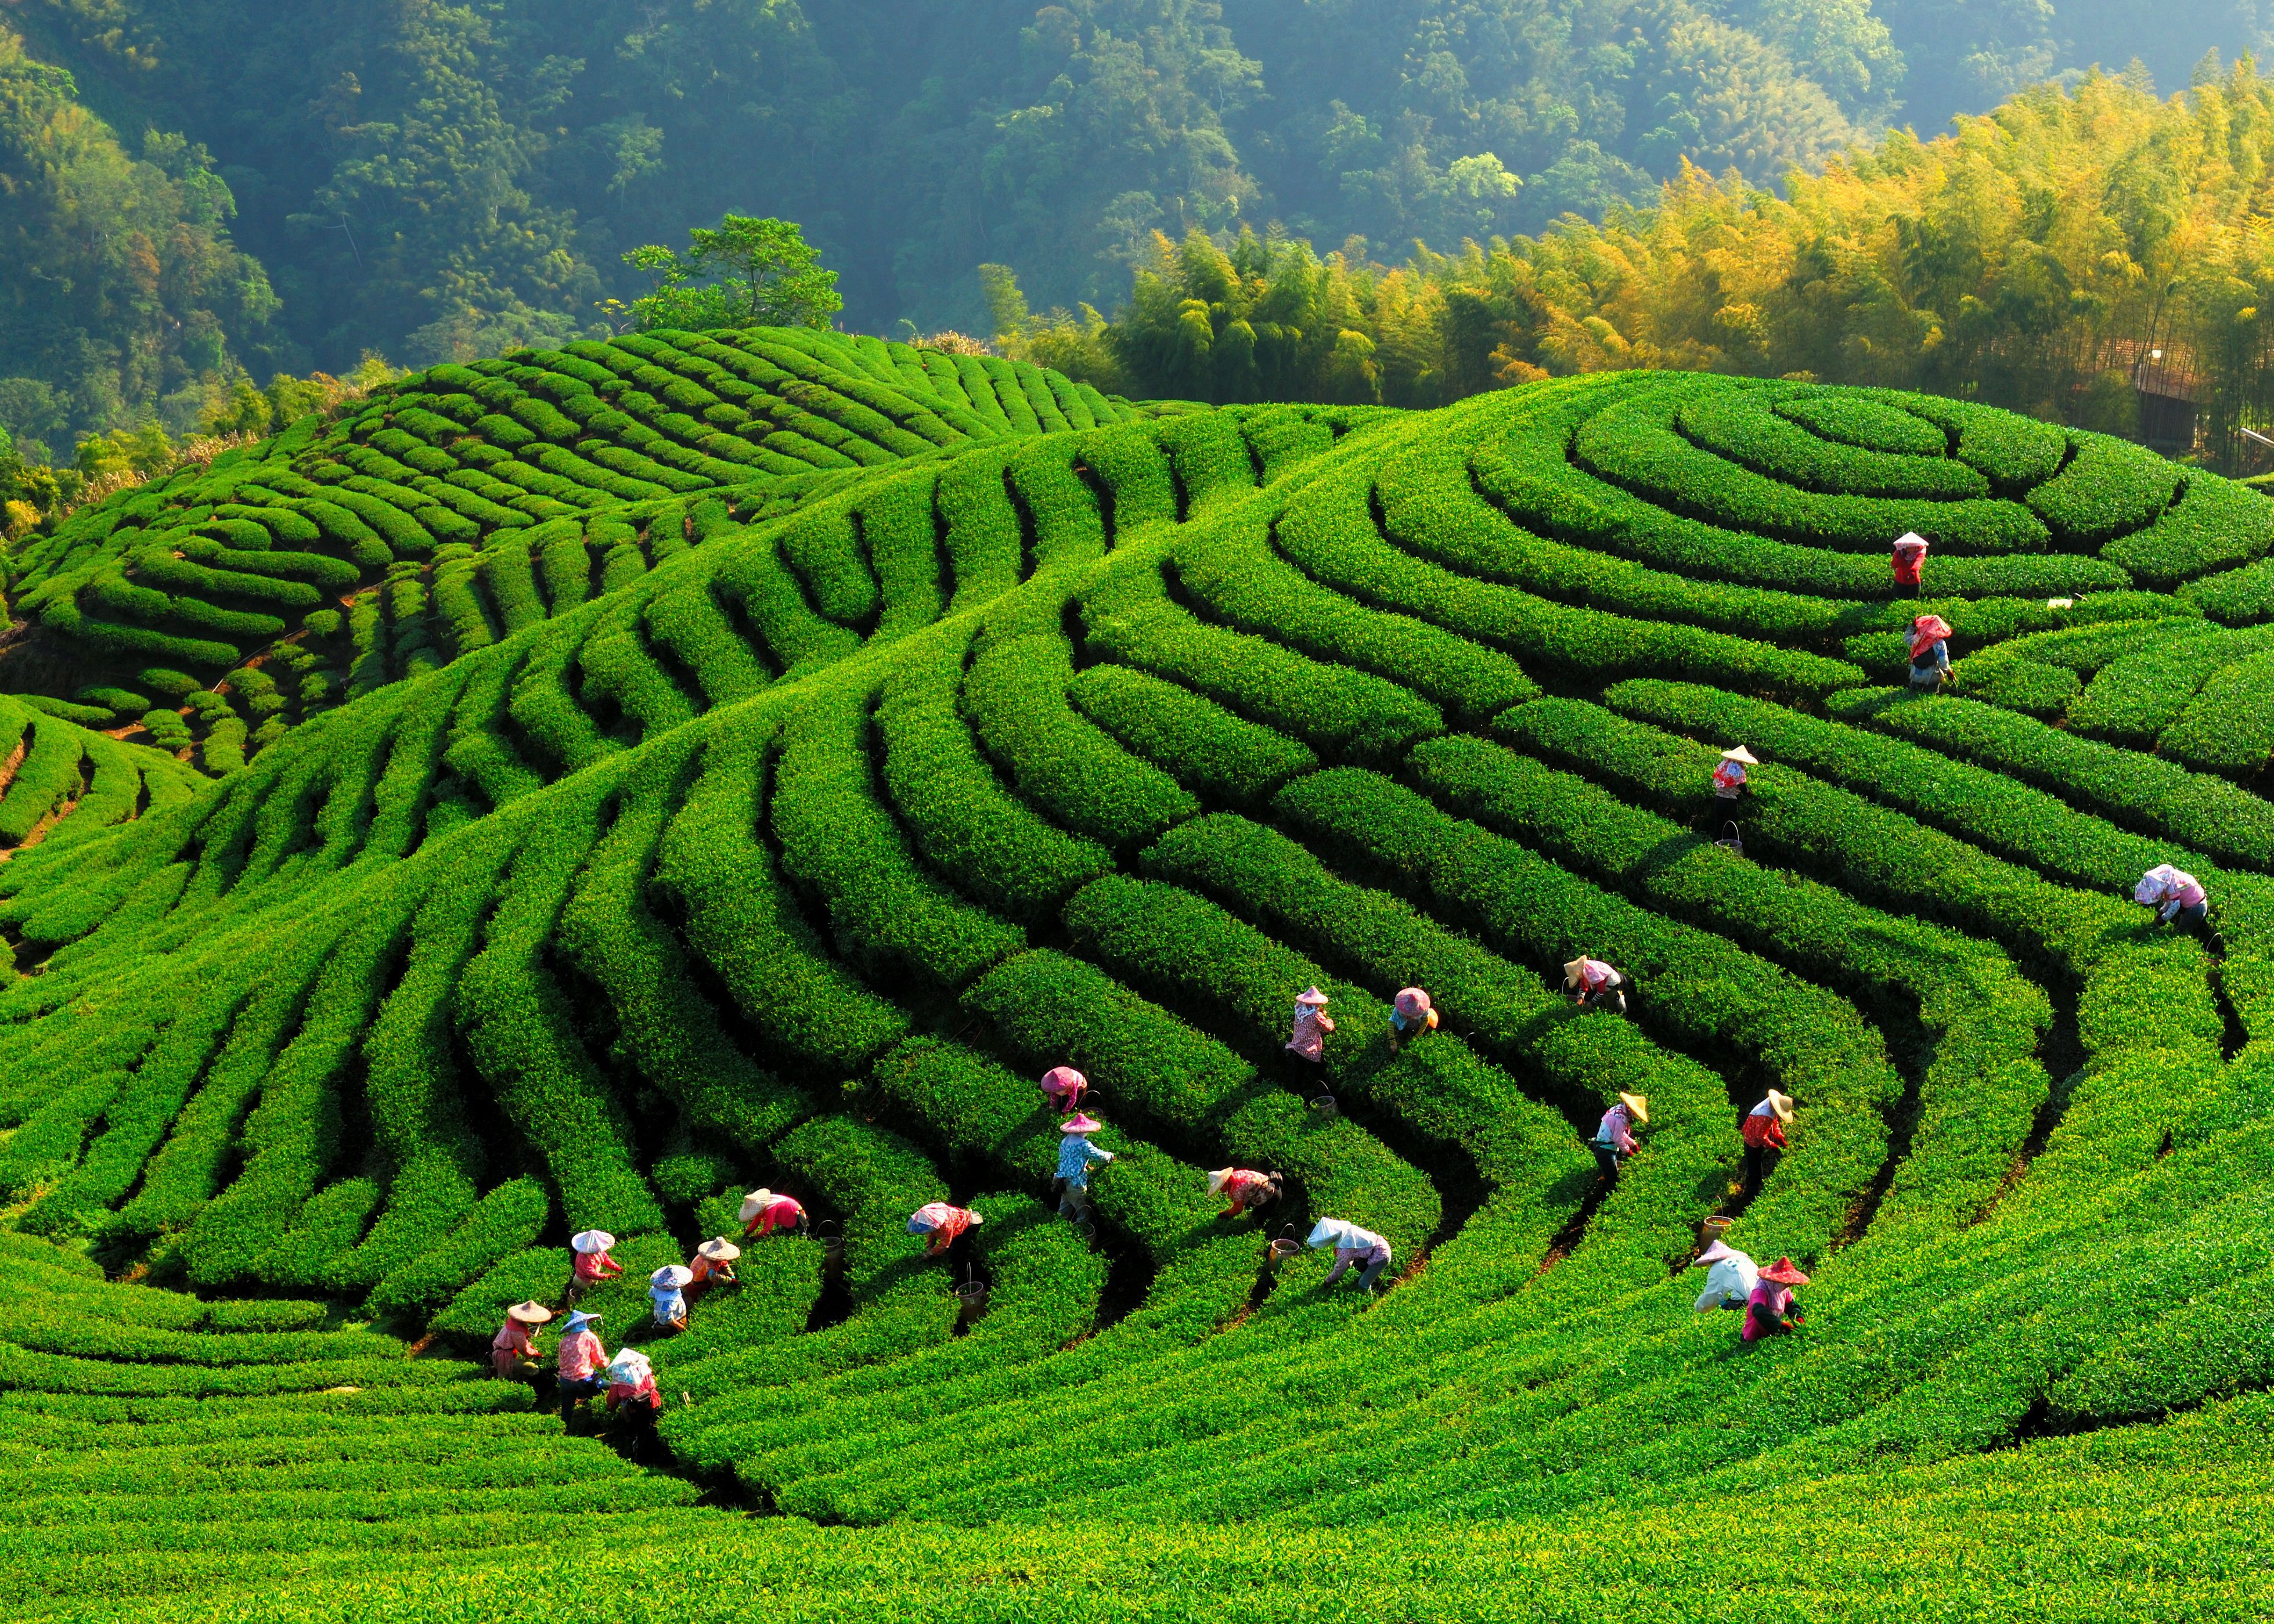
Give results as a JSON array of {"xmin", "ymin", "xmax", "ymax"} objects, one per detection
[
  {"xmin": 607, "ymin": 1372, "xmax": 661, "ymax": 1411},
  {"xmin": 1741, "ymin": 1110, "xmax": 1787, "ymax": 1150},
  {"xmin": 745, "ymin": 1196, "xmax": 804, "ymax": 1236},
  {"xmin": 1891, "ymin": 544, "xmax": 1926, "ymax": 585},
  {"xmin": 557, "ymin": 1330, "xmax": 606, "ymax": 1380}
]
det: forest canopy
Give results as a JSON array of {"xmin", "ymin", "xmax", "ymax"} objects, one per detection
[{"xmin": 4, "ymin": 0, "xmax": 2274, "ymax": 468}]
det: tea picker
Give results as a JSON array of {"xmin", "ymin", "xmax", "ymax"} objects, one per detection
[
  {"xmin": 2134, "ymin": 864, "xmax": 2209, "ymax": 933},
  {"xmin": 1565, "ymin": 957, "xmax": 1629, "ymax": 1015},
  {"xmin": 687, "ymin": 1237, "xmax": 739, "ymax": 1298},
  {"xmin": 1306, "ymin": 1217, "xmax": 1393, "ymax": 1291},
  {"xmin": 1592, "ymin": 1092, "xmax": 1648, "ymax": 1180},
  {"xmin": 1742, "ymin": 1090, "xmax": 1793, "ymax": 1190},
  {"xmin": 1891, "ymin": 531, "xmax": 1929, "ymax": 593},
  {"xmin": 606, "ymin": 1348, "xmax": 664, "ymax": 1461},
  {"xmin": 740, "ymin": 1188, "xmax": 808, "ymax": 1239},
  {"xmin": 556, "ymin": 1309, "xmax": 609, "ymax": 1432},
  {"xmin": 1692, "ymin": 1241, "xmax": 1758, "ymax": 1312},
  {"xmin": 648, "ymin": 1264, "xmax": 694, "ymax": 1333},
  {"xmin": 1744, "ymin": 1257, "xmax": 1810, "ymax": 1342},
  {"xmin": 490, "ymin": 1300, "xmax": 550, "ymax": 1380},
  {"xmin": 1285, "ymin": 986, "xmax": 1335, "ymax": 1063},
  {"xmin": 1040, "ymin": 1065, "xmax": 1089, "ymax": 1113},
  {"xmin": 1909, "ymin": 615, "xmax": 1954, "ymax": 691},
  {"xmin": 1388, "ymin": 987, "xmax": 1439, "ymax": 1050},
  {"xmin": 1208, "ymin": 1166, "xmax": 1283, "ymax": 1217},
  {"xmin": 567, "ymin": 1229, "xmax": 622, "ymax": 1302},
  {"xmin": 908, "ymin": 1200, "xmax": 983, "ymax": 1258},
  {"xmin": 1056, "ymin": 1113, "xmax": 1115, "ymax": 1222},
  {"xmin": 1711, "ymin": 746, "xmax": 1757, "ymax": 816}
]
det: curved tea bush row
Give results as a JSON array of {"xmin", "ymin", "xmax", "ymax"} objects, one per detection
[
  {"xmin": 1, "ymin": 330, "xmax": 1141, "ymax": 762},
  {"xmin": 2, "ymin": 371, "xmax": 2272, "ymax": 1598}
]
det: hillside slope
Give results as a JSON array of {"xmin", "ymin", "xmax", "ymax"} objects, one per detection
[
  {"xmin": 8, "ymin": 366, "xmax": 2274, "ymax": 1616},
  {"xmin": 0, "ymin": 328, "xmax": 1137, "ymax": 760}
]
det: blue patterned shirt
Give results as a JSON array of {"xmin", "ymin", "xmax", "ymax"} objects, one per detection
[{"xmin": 1057, "ymin": 1135, "xmax": 1113, "ymax": 1189}]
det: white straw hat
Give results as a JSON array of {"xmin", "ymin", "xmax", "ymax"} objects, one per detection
[
  {"xmin": 569, "ymin": 1230, "xmax": 615, "ymax": 1255},
  {"xmin": 697, "ymin": 1237, "xmax": 741, "ymax": 1262},
  {"xmin": 738, "ymin": 1189, "xmax": 776, "ymax": 1223},
  {"xmin": 505, "ymin": 1301, "xmax": 552, "ymax": 1325}
]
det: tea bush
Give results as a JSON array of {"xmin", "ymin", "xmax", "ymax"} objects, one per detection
[{"xmin": 2, "ymin": 369, "xmax": 2271, "ymax": 1619}]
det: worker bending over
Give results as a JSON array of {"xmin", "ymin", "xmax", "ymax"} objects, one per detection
[
  {"xmin": 606, "ymin": 1348, "xmax": 664, "ymax": 1461},
  {"xmin": 1593, "ymin": 1092, "xmax": 1648, "ymax": 1180},
  {"xmin": 1307, "ymin": 1217, "xmax": 1393, "ymax": 1292},
  {"xmin": 1742, "ymin": 1090, "xmax": 1793, "ymax": 1190},
  {"xmin": 1208, "ymin": 1167, "xmax": 1282, "ymax": 1217},
  {"xmin": 1909, "ymin": 615, "xmax": 1954, "ymax": 690},
  {"xmin": 567, "ymin": 1230, "xmax": 621, "ymax": 1304},
  {"xmin": 556, "ymin": 1310, "xmax": 608, "ymax": 1432},
  {"xmin": 1692, "ymin": 1242, "xmax": 1758, "ymax": 1312},
  {"xmin": 740, "ymin": 1188, "xmax": 806, "ymax": 1239},
  {"xmin": 687, "ymin": 1238, "xmax": 738, "ymax": 1300},
  {"xmin": 2135, "ymin": 865, "xmax": 2210, "ymax": 934},
  {"xmin": 1056, "ymin": 1113, "xmax": 1114, "ymax": 1221},
  {"xmin": 1040, "ymin": 1066, "xmax": 1089, "ymax": 1114},
  {"xmin": 1286, "ymin": 986, "xmax": 1335, "ymax": 1063},
  {"xmin": 1711, "ymin": 746, "xmax": 1757, "ymax": 814},
  {"xmin": 909, "ymin": 1201, "xmax": 983, "ymax": 1258},
  {"xmin": 491, "ymin": 1301, "xmax": 550, "ymax": 1381},
  {"xmin": 1565, "ymin": 957, "xmax": 1629, "ymax": 1015},
  {"xmin": 648, "ymin": 1264, "xmax": 693, "ymax": 1334},
  {"xmin": 1744, "ymin": 1257, "xmax": 1810, "ymax": 1342},
  {"xmin": 1389, "ymin": 987, "xmax": 1439, "ymax": 1050}
]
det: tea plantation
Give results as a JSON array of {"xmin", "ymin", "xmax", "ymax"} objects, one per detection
[{"xmin": 8, "ymin": 346, "xmax": 2274, "ymax": 1621}]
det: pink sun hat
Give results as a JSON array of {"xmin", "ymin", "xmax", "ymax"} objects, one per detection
[
  {"xmin": 1060, "ymin": 1113, "xmax": 1103, "ymax": 1134},
  {"xmin": 1393, "ymin": 988, "xmax": 1432, "ymax": 1019}
]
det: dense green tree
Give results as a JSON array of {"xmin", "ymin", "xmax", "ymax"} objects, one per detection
[
  {"xmin": 8, "ymin": 0, "xmax": 2274, "ymax": 424},
  {"xmin": 0, "ymin": 26, "xmax": 277, "ymax": 451},
  {"xmin": 614, "ymin": 216, "xmax": 842, "ymax": 333}
]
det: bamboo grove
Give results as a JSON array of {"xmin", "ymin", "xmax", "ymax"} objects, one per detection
[{"xmin": 1017, "ymin": 62, "xmax": 2274, "ymax": 475}]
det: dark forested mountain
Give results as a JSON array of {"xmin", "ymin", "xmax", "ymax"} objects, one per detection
[{"xmin": 2, "ymin": 0, "xmax": 2272, "ymax": 450}]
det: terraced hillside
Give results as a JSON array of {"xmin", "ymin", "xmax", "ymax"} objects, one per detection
[
  {"xmin": 0, "ymin": 328, "xmax": 1137, "ymax": 764},
  {"xmin": 10, "ymin": 357, "xmax": 2274, "ymax": 1621}
]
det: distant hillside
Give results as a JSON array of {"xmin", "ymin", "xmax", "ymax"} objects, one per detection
[
  {"xmin": 0, "ymin": 329, "xmax": 1135, "ymax": 763},
  {"xmin": 5, "ymin": 0, "xmax": 2271, "ymax": 450}
]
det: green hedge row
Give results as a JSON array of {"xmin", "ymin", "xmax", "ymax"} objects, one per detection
[
  {"xmin": 2064, "ymin": 623, "xmax": 2274, "ymax": 743},
  {"xmin": 1414, "ymin": 726, "xmax": 2050, "ymax": 1238},
  {"xmin": 654, "ymin": 709, "xmax": 909, "ymax": 1073},
  {"xmin": 1774, "ymin": 391, "xmax": 1947, "ymax": 456},
  {"xmin": 2158, "ymin": 646, "xmax": 2274, "ymax": 779},
  {"xmin": 1680, "ymin": 387, "xmax": 1988, "ymax": 500},
  {"xmin": 963, "ymin": 630, "xmax": 1197, "ymax": 847},
  {"xmin": 1594, "ymin": 682, "xmax": 2246, "ymax": 1048},
  {"xmin": 1577, "ymin": 382, "xmax": 2052, "ymax": 554},
  {"xmin": 876, "ymin": 629, "xmax": 1113, "ymax": 920},
  {"xmin": 1829, "ymin": 687, "xmax": 2274, "ymax": 872},
  {"xmin": 1278, "ymin": 762, "xmax": 1898, "ymax": 1260}
]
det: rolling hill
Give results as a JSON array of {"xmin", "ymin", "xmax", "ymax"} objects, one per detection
[{"xmin": 7, "ymin": 341, "xmax": 2274, "ymax": 1621}]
